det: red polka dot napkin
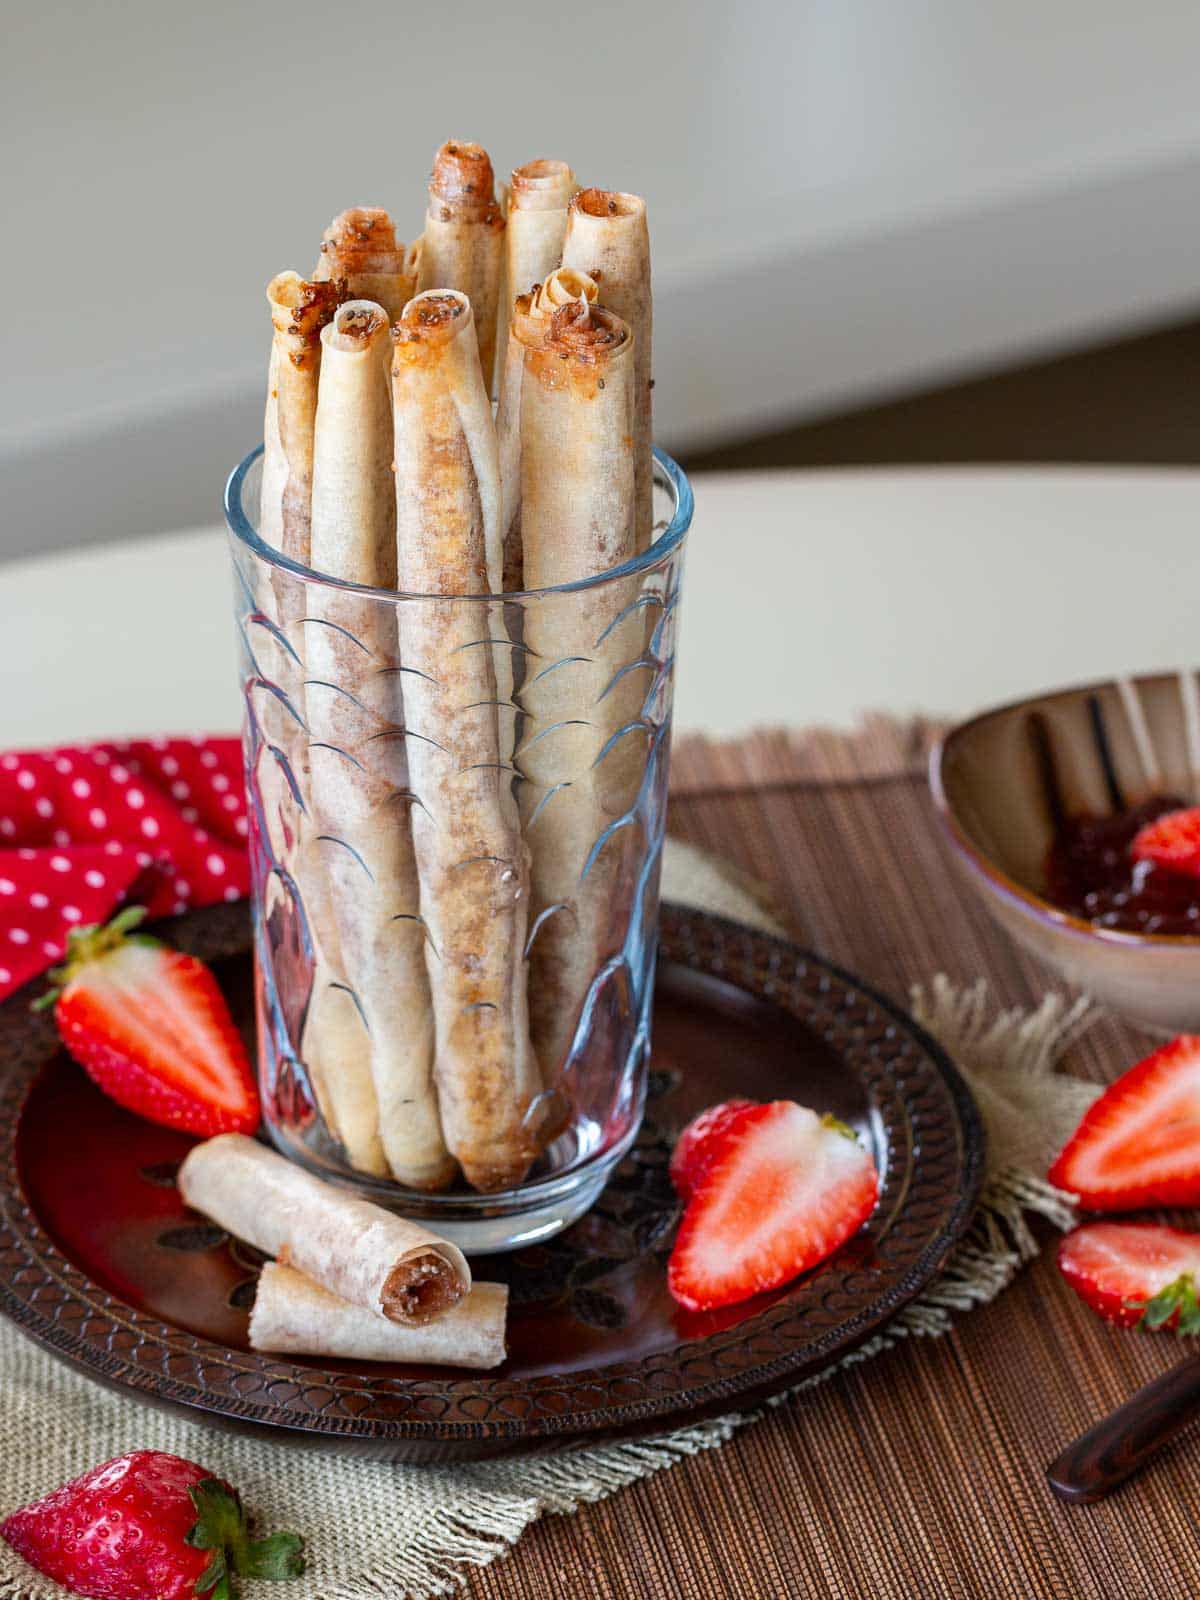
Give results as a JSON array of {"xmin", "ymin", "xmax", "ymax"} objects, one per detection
[{"xmin": 0, "ymin": 736, "xmax": 249, "ymax": 1001}]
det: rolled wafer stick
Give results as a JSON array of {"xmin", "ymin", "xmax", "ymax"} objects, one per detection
[
  {"xmin": 307, "ymin": 299, "xmax": 454, "ymax": 1191},
  {"xmin": 518, "ymin": 302, "xmax": 635, "ymax": 576},
  {"xmin": 258, "ymin": 271, "xmax": 342, "ymax": 697},
  {"xmin": 257, "ymin": 272, "xmax": 341, "ymax": 804},
  {"xmin": 505, "ymin": 159, "xmax": 577, "ymax": 299},
  {"xmin": 250, "ymin": 1264, "xmax": 507, "ymax": 1369},
  {"xmin": 495, "ymin": 268, "xmax": 598, "ymax": 592},
  {"xmin": 417, "ymin": 141, "xmax": 506, "ymax": 395},
  {"xmin": 561, "ymin": 190, "xmax": 653, "ymax": 548},
  {"xmin": 391, "ymin": 289, "xmax": 544, "ymax": 1192},
  {"xmin": 257, "ymin": 273, "xmax": 346, "ymax": 1146},
  {"xmin": 179, "ymin": 1133, "xmax": 470, "ymax": 1324},
  {"xmin": 294, "ymin": 827, "xmax": 391, "ymax": 1177},
  {"xmin": 313, "ymin": 208, "xmax": 416, "ymax": 325},
  {"xmin": 261, "ymin": 338, "xmax": 286, "ymax": 554},
  {"xmin": 296, "ymin": 935, "xmax": 373, "ymax": 1158},
  {"xmin": 496, "ymin": 158, "xmax": 578, "ymax": 414},
  {"xmin": 261, "ymin": 272, "xmax": 344, "ymax": 564},
  {"xmin": 516, "ymin": 299, "xmax": 638, "ymax": 1077}
]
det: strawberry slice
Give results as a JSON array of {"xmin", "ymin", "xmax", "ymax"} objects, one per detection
[
  {"xmin": 1058, "ymin": 1221, "xmax": 1200, "ymax": 1330},
  {"xmin": 1048, "ymin": 1034, "xmax": 1200, "ymax": 1209},
  {"xmin": 669, "ymin": 1098, "xmax": 755, "ymax": 1201},
  {"xmin": 667, "ymin": 1101, "xmax": 878, "ymax": 1312},
  {"xmin": 36, "ymin": 907, "xmax": 259, "ymax": 1137},
  {"xmin": 1131, "ymin": 805, "xmax": 1200, "ymax": 880}
]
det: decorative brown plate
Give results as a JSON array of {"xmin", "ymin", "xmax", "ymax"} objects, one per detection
[{"xmin": 0, "ymin": 902, "xmax": 983, "ymax": 1463}]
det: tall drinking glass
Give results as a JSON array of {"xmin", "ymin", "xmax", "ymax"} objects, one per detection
[{"xmin": 224, "ymin": 447, "xmax": 691, "ymax": 1251}]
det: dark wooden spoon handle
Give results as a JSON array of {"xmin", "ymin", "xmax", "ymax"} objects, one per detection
[{"xmin": 1047, "ymin": 1353, "xmax": 1200, "ymax": 1502}]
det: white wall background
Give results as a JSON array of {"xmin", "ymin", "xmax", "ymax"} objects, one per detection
[{"xmin": 4, "ymin": 0, "xmax": 1200, "ymax": 557}]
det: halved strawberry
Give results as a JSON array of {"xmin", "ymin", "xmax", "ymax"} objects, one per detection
[
  {"xmin": 669, "ymin": 1098, "xmax": 755, "ymax": 1201},
  {"xmin": 1058, "ymin": 1221, "xmax": 1200, "ymax": 1330},
  {"xmin": 36, "ymin": 907, "xmax": 259, "ymax": 1137},
  {"xmin": 1048, "ymin": 1035, "xmax": 1200, "ymax": 1209},
  {"xmin": 667, "ymin": 1101, "xmax": 878, "ymax": 1312},
  {"xmin": 1131, "ymin": 805, "xmax": 1200, "ymax": 880}
]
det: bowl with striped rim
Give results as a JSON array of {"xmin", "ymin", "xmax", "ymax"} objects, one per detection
[{"xmin": 931, "ymin": 670, "xmax": 1200, "ymax": 1033}]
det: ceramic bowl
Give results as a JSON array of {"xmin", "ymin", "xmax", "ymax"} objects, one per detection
[{"xmin": 931, "ymin": 670, "xmax": 1200, "ymax": 1033}]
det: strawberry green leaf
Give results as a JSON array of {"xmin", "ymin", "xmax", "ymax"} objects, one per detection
[
  {"xmin": 186, "ymin": 1478, "xmax": 304, "ymax": 1597},
  {"xmin": 1130, "ymin": 1272, "xmax": 1200, "ymax": 1333},
  {"xmin": 186, "ymin": 1480, "xmax": 247, "ymax": 1553},
  {"xmin": 1139, "ymin": 1287, "xmax": 1182, "ymax": 1329},
  {"xmin": 243, "ymin": 1532, "xmax": 306, "ymax": 1581},
  {"xmin": 820, "ymin": 1114, "xmax": 859, "ymax": 1143},
  {"xmin": 106, "ymin": 905, "xmax": 150, "ymax": 936},
  {"xmin": 196, "ymin": 1552, "xmax": 231, "ymax": 1600},
  {"xmin": 31, "ymin": 904, "xmax": 161, "ymax": 1013}
]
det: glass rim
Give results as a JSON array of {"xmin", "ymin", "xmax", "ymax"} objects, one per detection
[{"xmin": 224, "ymin": 443, "xmax": 693, "ymax": 603}]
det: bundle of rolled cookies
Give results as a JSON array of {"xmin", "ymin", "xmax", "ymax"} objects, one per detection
[
  {"xmin": 257, "ymin": 138, "xmax": 654, "ymax": 1197},
  {"xmin": 179, "ymin": 1135, "xmax": 507, "ymax": 1367}
]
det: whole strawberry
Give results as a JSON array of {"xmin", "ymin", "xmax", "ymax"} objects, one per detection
[
  {"xmin": 0, "ymin": 1449, "xmax": 303, "ymax": 1600},
  {"xmin": 35, "ymin": 907, "xmax": 259, "ymax": 1137}
]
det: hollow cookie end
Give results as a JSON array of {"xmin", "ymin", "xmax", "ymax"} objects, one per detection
[
  {"xmin": 380, "ymin": 1251, "xmax": 465, "ymax": 1324},
  {"xmin": 573, "ymin": 188, "xmax": 645, "ymax": 221}
]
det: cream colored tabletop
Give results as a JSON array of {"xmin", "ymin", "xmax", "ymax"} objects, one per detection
[{"xmin": 4, "ymin": 466, "xmax": 1198, "ymax": 749}]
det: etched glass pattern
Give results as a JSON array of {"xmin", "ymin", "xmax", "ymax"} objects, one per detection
[{"xmin": 224, "ymin": 449, "xmax": 691, "ymax": 1250}]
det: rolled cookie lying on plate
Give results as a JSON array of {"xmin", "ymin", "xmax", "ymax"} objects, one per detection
[
  {"xmin": 178, "ymin": 1134, "xmax": 469, "ymax": 1325},
  {"xmin": 250, "ymin": 1263, "xmax": 507, "ymax": 1369}
]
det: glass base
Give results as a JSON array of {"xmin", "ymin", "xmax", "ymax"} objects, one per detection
[{"xmin": 262, "ymin": 1114, "xmax": 643, "ymax": 1255}]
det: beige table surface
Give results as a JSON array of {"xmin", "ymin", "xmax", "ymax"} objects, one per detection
[{"xmin": 3, "ymin": 464, "xmax": 1199, "ymax": 749}]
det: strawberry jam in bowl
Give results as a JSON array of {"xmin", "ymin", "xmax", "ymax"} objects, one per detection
[
  {"xmin": 1046, "ymin": 797, "xmax": 1200, "ymax": 936},
  {"xmin": 931, "ymin": 671, "xmax": 1200, "ymax": 1035}
]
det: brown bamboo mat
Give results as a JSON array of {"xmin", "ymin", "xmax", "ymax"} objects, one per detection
[{"xmin": 467, "ymin": 720, "xmax": 1200, "ymax": 1600}]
